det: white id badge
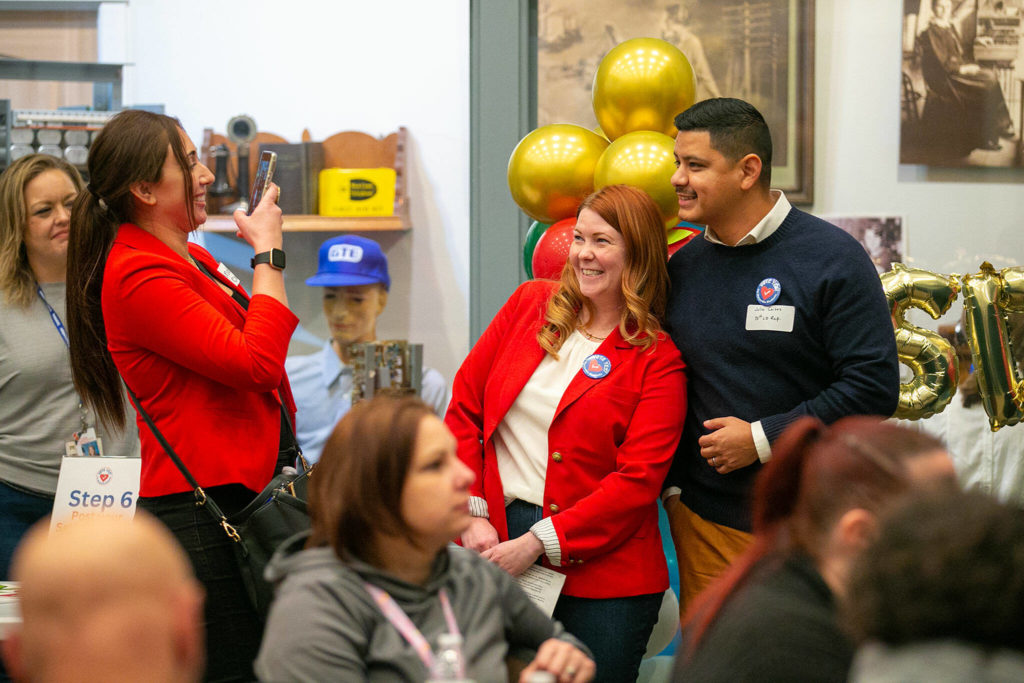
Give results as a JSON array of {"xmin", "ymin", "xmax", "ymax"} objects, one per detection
[
  {"xmin": 745, "ymin": 305, "xmax": 795, "ymax": 332},
  {"xmin": 49, "ymin": 456, "xmax": 142, "ymax": 535},
  {"xmin": 217, "ymin": 262, "xmax": 242, "ymax": 287}
]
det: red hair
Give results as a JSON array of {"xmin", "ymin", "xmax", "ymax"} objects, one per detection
[{"xmin": 683, "ymin": 416, "xmax": 946, "ymax": 654}]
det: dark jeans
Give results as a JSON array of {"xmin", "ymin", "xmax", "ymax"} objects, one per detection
[
  {"xmin": 0, "ymin": 480, "xmax": 54, "ymax": 579},
  {"xmin": 140, "ymin": 485, "xmax": 262, "ymax": 683},
  {"xmin": 506, "ymin": 499, "xmax": 662, "ymax": 683}
]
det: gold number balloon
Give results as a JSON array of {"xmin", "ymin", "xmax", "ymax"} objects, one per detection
[
  {"xmin": 592, "ymin": 38, "xmax": 696, "ymax": 141},
  {"xmin": 507, "ymin": 124, "xmax": 609, "ymax": 225},
  {"xmin": 881, "ymin": 263, "xmax": 961, "ymax": 420},
  {"xmin": 593, "ymin": 130, "xmax": 679, "ymax": 229},
  {"xmin": 961, "ymin": 263, "xmax": 1024, "ymax": 430}
]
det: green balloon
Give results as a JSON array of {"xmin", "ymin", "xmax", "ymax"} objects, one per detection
[{"xmin": 523, "ymin": 220, "xmax": 550, "ymax": 278}]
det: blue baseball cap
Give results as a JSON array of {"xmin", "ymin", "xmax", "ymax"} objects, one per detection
[{"xmin": 305, "ymin": 235, "xmax": 390, "ymax": 290}]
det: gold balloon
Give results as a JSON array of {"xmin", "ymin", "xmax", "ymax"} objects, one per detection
[
  {"xmin": 881, "ymin": 263, "xmax": 960, "ymax": 420},
  {"xmin": 592, "ymin": 38, "xmax": 696, "ymax": 141},
  {"xmin": 962, "ymin": 263, "xmax": 1024, "ymax": 430},
  {"xmin": 593, "ymin": 130, "xmax": 679, "ymax": 229},
  {"xmin": 507, "ymin": 124, "xmax": 609, "ymax": 224}
]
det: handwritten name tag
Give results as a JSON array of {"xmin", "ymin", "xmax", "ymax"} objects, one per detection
[{"xmin": 745, "ymin": 305, "xmax": 795, "ymax": 332}]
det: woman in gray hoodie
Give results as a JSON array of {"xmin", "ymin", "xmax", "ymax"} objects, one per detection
[{"xmin": 255, "ymin": 395, "xmax": 594, "ymax": 682}]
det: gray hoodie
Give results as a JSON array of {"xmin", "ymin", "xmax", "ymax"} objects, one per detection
[{"xmin": 255, "ymin": 534, "xmax": 588, "ymax": 682}]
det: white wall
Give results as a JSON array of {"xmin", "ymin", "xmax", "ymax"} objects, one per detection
[
  {"xmin": 814, "ymin": 0, "xmax": 1024, "ymax": 329},
  {"xmin": 99, "ymin": 0, "xmax": 471, "ymax": 384}
]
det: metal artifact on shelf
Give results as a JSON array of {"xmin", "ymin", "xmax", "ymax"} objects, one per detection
[{"xmin": 348, "ymin": 340, "xmax": 424, "ymax": 404}]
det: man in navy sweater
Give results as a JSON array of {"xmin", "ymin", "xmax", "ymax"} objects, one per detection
[{"xmin": 662, "ymin": 98, "xmax": 899, "ymax": 613}]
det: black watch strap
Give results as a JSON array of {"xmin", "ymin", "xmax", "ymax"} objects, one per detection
[{"xmin": 251, "ymin": 248, "xmax": 286, "ymax": 271}]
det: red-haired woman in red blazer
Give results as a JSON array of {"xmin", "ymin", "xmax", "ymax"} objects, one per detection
[
  {"xmin": 446, "ymin": 185, "xmax": 687, "ymax": 682},
  {"xmin": 66, "ymin": 110, "xmax": 297, "ymax": 682}
]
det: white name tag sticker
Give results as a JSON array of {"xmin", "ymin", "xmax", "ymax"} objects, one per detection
[
  {"xmin": 49, "ymin": 456, "xmax": 142, "ymax": 535},
  {"xmin": 745, "ymin": 304, "xmax": 795, "ymax": 332},
  {"xmin": 217, "ymin": 262, "xmax": 242, "ymax": 287}
]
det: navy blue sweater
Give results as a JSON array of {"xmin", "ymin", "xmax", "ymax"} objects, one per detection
[{"xmin": 665, "ymin": 207, "xmax": 899, "ymax": 531}]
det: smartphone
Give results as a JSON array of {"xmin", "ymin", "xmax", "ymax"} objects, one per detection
[{"xmin": 246, "ymin": 150, "xmax": 277, "ymax": 215}]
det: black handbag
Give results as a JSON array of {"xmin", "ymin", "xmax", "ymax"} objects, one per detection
[{"xmin": 126, "ymin": 382, "xmax": 313, "ymax": 619}]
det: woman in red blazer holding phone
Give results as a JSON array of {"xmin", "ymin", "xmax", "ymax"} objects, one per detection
[
  {"xmin": 446, "ymin": 184, "xmax": 687, "ymax": 682},
  {"xmin": 66, "ymin": 110, "xmax": 297, "ymax": 682}
]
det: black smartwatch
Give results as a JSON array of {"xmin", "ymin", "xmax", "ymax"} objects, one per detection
[{"xmin": 251, "ymin": 249, "xmax": 286, "ymax": 271}]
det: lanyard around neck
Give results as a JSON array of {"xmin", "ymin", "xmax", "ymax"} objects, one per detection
[
  {"xmin": 37, "ymin": 284, "xmax": 88, "ymax": 433},
  {"xmin": 36, "ymin": 284, "xmax": 69, "ymax": 347},
  {"xmin": 363, "ymin": 582, "xmax": 460, "ymax": 671}
]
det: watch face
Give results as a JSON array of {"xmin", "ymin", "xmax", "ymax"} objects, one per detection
[{"xmin": 270, "ymin": 249, "xmax": 286, "ymax": 269}]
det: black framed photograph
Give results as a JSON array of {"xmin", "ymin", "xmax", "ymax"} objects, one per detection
[
  {"xmin": 537, "ymin": 0, "xmax": 816, "ymax": 203},
  {"xmin": 826, "ymin": 215, "xmax": 906, "ymax": 275},
  {"xmin": 900, "ymin": 0, "xmax": 1022, "ymax": 167}
]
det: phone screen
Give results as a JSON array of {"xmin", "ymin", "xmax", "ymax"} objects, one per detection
[{"xmin": 246, "ymin": 151, "xmax": 277, "ymax": 215}]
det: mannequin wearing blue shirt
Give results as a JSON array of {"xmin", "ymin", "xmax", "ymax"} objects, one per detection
[{"xmin": 286, "ymin": 236, "xmax": 447, "ymax": 462}]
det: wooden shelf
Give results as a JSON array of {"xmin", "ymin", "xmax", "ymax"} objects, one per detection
[{"xmin": 200, "ymin": 214, "xmax": 409, "ymax": 233}]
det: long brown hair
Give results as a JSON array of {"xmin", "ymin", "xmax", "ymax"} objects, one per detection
[
  {"xmin": 66, "ymin": 110, "xmax": 195, "ymax": 431},
  {"xmin": 0, "ymin": 154, "xmax": 84, "ymax": 307},
  {"xmin": 537, "ymin": 184, "xmax": 668, "ymax": 357},
  {"xmin": 684, "ymin": 416, "xmax": 948, "ymax": 654},
  {"xmin": 307, "ymin": 395, "xmax": 435, "ymax": 561}
]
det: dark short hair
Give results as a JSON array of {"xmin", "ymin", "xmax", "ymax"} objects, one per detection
[
  {"xmin": 845, "ymin": 489, "xmax": 1024, "ymax": 650},
  {"xmin": 674, "ymin": 97, "xmax": 773, "ymax": 189},
  {"xmin": 307, "ymin": 394, "xmax": 436, "ymax": 560}
]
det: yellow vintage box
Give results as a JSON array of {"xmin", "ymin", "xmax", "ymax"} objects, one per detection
[{"xmin": 318, "ymin": 168, "xmax": 397, "ymax": 217}]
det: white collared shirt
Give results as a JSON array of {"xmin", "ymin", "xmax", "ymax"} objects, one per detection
[{"xmin": 703, "ymin": 189, "xmax": 792, "ymax": 247}]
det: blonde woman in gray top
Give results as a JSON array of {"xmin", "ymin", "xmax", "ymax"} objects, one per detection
[{"xmin": 0, "ymin": 154, "xmax": 138, "ymax": 578}]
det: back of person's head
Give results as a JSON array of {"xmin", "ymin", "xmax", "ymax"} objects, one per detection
[
  {"xmin": 0, "ymin": 154, "xmax": 84, "ymax": 307},
  {"xmin": 685, "ymin": 416, "xmax": 955, "ymax": 652},
  {"xmin": 845, "ymin": 489, "xmax": 1024, "ymax": 651},
  {"xmin": 66, "ymin": 110, "xmax": 190, "ymax": 432},
  {"xmin": 2, "ymin": 513, "xmax": 204, "ymax": 683},
  {"xmin": 673, "ymin": 97, "xmax": 773, "ymax": 188},
  {"xmin": 307, "ymin": 394, "xmax": 435, "ymax": 560},
  {"xmin": 540, "ymin": 184, "xmax": 668, "ymax": 356}
]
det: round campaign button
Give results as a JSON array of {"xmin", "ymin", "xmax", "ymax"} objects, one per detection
[
  {"xmin": 582, "ymin": 354, "xmax": 611, "ymax": 379},
  {"xmin": 756, "ymin": 277, "xmax": 782, "ymax": 305}
]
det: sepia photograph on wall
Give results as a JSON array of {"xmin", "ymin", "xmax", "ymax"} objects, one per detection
[
  {"xmin": 900, "ymin": 0, "xmax": 1023, "ymax": 167},
  {"xmin": 537, "ymin": 0, "xmax": 815, "ymax": 202}
]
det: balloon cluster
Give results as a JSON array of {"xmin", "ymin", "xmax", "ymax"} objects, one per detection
[
  {"xmin": 886, "ymin": 262, "xmax": 1024, "ymax": 430},
  {"xmin": 510, "ymin": 38, "xmax": 697, "ymax": 279}
]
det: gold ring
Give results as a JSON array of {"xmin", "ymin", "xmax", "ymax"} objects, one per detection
[{"xmin": 566, "ymin": 667, "xmax": 577, "ymax": 677}]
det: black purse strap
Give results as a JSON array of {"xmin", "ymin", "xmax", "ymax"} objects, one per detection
[
  {"xmin": 191, "ymin": 255, "xmax": 308, "ymax": 471},
  {"xmin": 123, "ymin": 381, "xmax": 235, "ymax": 538}
]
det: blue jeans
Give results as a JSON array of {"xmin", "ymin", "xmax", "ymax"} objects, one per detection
[
  {"xmin": 506, "ymin": 500, "xmax": 662, "ymax": 683},
  {"xmin": 0, "ymin": 480, "xmax": 54, "ymax": 579},
  {"xmin": 140, "ymin": 486, "xmax": 262, "ymax": 683}
]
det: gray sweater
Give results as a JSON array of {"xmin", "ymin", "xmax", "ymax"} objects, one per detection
[
  {"xmin": 0, "ymin": 283, "xmax": 138, "ymax": 494},
  {"xmin": 255, "ymin": 535, "xmax": 588, "ymax": 682}
]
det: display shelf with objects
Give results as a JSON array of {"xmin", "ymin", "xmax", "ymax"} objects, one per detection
[
  {"xmin": 200, "ymin": 126, "xmax": 410, "ymax": 233},
  {"xmin": 0, "ymin": 57, "xmax": 140, "ymax": 172}
]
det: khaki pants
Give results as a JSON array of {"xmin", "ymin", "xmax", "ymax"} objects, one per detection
[{"xmin": 667, "ymin": 498, "xmax": 752, "ymax": 620}]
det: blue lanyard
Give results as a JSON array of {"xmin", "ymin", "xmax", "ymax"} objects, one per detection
[
  {"xmin": 37, "ymin": 284, "xmax": 88, "ymax": 433},
  {"xmin": 36, "ymin": 285, "xmax": 69, "ymax": 348}
]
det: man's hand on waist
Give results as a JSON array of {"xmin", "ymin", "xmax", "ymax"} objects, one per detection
[{"xmin": 699, "ymin": 417, "xmax": 759, "ymax": 474}]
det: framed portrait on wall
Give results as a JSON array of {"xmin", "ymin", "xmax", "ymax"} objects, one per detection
[
  {"xmin": 826, "ymin": 216, "xmax": 906, "ymax": 275},
  {"xmin": 900, "ymin": 0, "xmax": 1023, "ymax": 167},
  {"xmin": 537, "ymin": 0, "xmax": 816, "ymax": 203}
]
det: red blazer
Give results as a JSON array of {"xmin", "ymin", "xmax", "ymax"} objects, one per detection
[
  {"xmin": 445, "ymin": 281, "xmax": 686, "ymax": 598},
  {"xmin": 102, "ymin": 224, "xmax": 298, "ymax": 497}
]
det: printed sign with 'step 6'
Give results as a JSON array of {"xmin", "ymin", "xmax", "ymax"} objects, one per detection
[{"xmin": 49, "ymin": 456, "xmax": 142, "ymax": 535}]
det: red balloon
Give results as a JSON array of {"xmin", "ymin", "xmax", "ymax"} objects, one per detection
[{"xmin": 531, "ymin": 217, "xmax": 576, "ymax": 280}]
